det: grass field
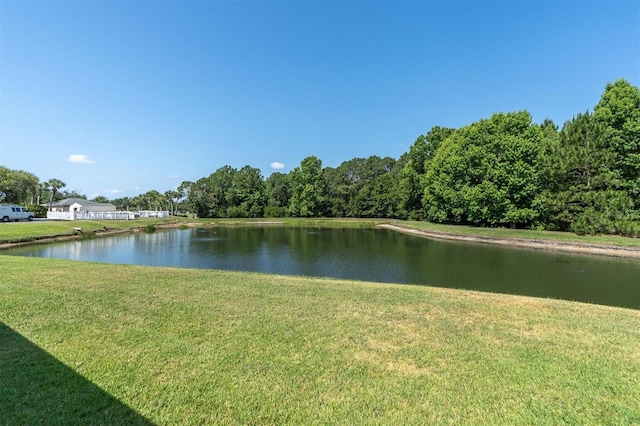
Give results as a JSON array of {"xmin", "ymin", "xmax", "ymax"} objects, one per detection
[
  {"xmin": 1, "ymin": 256, "xmax": 639, "ymax": 424},
  {"xmin": 0, "ymin": 218, "xmax": 178, "ymax": 244}
]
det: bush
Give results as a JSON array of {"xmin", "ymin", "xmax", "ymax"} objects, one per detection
[
  {"xmin": 26, "ymin": 204, "xmax": 47, "ymax": 218},
  {"xmin": 263, "ymin": 206, "xmax": 286, "ymax": 218}
]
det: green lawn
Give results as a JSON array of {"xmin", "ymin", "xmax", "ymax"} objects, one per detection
[
  {"xmin": 1, "ymin": 256, "xmax": 639, "ymax": 424},
  {"xmin": 0, "ymin": 218, "xmax": 178, "ymax": 244}
]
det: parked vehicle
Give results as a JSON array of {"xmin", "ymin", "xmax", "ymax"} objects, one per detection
[{"xmin": 0, "ymin": 204, "xmax": 34, "ymax": 222}]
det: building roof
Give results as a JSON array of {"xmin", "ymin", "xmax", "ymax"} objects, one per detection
[{"xmin": 49, "ymin": 198, "xmax": 115, "ymax": 208}]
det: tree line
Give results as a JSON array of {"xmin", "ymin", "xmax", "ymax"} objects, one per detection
[{"xmin": 2, "ymin": 79, "xmax": 638, "ymax": 236}]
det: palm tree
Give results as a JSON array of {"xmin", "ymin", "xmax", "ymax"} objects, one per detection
[
  {"xmin": 35, "ymin": 181, "xmax": 48, "ymax": 206},
  {"xmin": 46, "ymin": 179, "xmax": 66, "ymax": 211},
  {"xmin": 165, "ymin": 190, "xmax": 180, "ymax": 215},
  {"xmin": 93, "ymin": 196, "xmax": 111, "ymax": 204}
]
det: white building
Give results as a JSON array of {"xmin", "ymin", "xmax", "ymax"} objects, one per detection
[
  {"xmin": 46, "ymin": 198, "xmax": 130, "ymax": 220},
  {"xmin": 48, "ymin": 198, "xmax": 117, "ymax": 213}
]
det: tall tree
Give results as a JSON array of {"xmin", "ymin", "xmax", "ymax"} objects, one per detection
[
  {"xmin": 164, "ymin": 190, "xmax": 180, "ymax": 215},
  {"xmin": 142, "ymin": 190, "xmax": 164, "ymax": 211},
  {"xmin": 130, "ymin": 195, "xmax": 144, "ymax": 211},
  {"xmin": 397, "ymin": 127, "xmax": 455, "ymax": 220},
  {"xmin": 110, "ymin": 196, "xmax": 132, "ymax": 210},
  {"xmin": 351, "ymin": 156, "xmax": 396, "ymax": 217},
  {"xmin": 593, "ymin": 78, "xmax": 640, "ymax": 207},
  {"xmin": 46, "ymin": 178, "xmax": 66, "ymax": 211},
  {"xmin": 177, "ymin": 181, "xmax": 194, "ymax": 214},
  {"xmin": 264, "ymin": 172, "xmax": 291, "ymax": 217},
  {"xmin": 60, "ymin": 190, "xmax": 86, "ymax": 199},
  {"xmin": 422, "ymin": 111, "xmax": 542, "ymax": 227},
  {"xmin": 34, "ymin": 181, "xmax": 48, "ymax": 205},
  {"xmin": 324, "ymin": 156, "xmax": 396, "ymax": 218},
  {"xmin": 227, "ymin": 166, "xmax": 266, "ymax": 218},
  {"xmin": 0, "ymin": 167, "xmax": 39, "ymax": 205},
  {"xmin": 288, "ymin": 156, "xmax": 327, "ymax": 217},
  {"xmin": 539, "ymin": 112, "xmax": 635, "ymax": 234},
  {"xmin": 397, "ymin": 136, "xmax": 428, "ymax": 220},
  {"xmin": 92, "ymin": 195, "xmax": 110, "ymax": 203},
  {"xmin": 332, "ymin": 157, "xmax": 368, "ymax": 217},
  {"xmin": 188, "ymin": 166, "xmax": 236, "ymax": 218},
  {"xmin": 324, "ymin": 166, "xmax": 350, "ymax": 217}
]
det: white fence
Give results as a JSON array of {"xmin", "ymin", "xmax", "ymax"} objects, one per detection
[
  {"xmin": 47, "ymin": 211, "xmax": 137, "ymax": 221},
  {"xmin": 137, "ymin": 210, "xmax": 170, "ymax": 218},
  {"xmin": 46, "ymin": 211, "xmax": 169, "ymax": 221}
]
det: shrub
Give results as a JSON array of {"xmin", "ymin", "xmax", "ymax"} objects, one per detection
[
  {"xmin": 26, "ymin": 204, "xmax": 47, "ymax": 218},
  {"xmin": 263, "ymin": 206, "xmax": 286, "ymax": 218}
]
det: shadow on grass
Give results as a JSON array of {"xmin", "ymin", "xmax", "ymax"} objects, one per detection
[{"xmin": 0, "ymin": 322, "xmax": 153, "ymax": 425}]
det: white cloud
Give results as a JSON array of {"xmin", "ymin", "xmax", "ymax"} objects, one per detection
[
  {"xmin": 270, "ymin": 162, "xmax": 285, "ymax": 170},
  {"xmin": 168, "ymin": 174, "xmax": 179, "ymax": 179},
  {"xmin": 105, "ymin": 189, "xmax": 122, "ymax": 194},
  {"xmin": 68, "ymin": 154, "xmax": 95, "ymax": 164}
]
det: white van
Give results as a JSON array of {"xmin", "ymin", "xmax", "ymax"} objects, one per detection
[{"xmin": 0, "ymin": 204, "xmax": 34, "ymax": 222}]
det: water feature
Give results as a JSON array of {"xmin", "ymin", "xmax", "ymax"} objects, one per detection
[{"xmin": 4, "ymin": 226, "xmax": 639, "ymax": 309}]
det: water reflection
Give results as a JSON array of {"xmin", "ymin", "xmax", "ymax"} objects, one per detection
[{"xmin": 4, "ymin": 227, "xmax": 640, "ymax": 309}]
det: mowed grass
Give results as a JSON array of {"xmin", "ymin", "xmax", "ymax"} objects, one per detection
[
  {"xmin": 1, "ymin": 256, "xmax": 639, "ymax": 424},
  {"xmin": 0, "ymin": 218, "xmax": 179, "ymax": 244}
]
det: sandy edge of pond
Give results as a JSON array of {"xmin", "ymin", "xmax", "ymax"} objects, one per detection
[{"xmin": 377, "ymin": 224, "xmax": 640, "ymax": 260}]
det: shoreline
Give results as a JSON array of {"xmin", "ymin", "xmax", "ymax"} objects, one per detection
[
  {"xmin": 0, "ymin": 222, "xmax": 201, "ymax": 250},
  {"xmin": 2, "ymin": 220, "xmax": 640, "ymax": 260},
  {"xmin": 378, "ymin": 224, "xmax": 640, "ymax": 259}
]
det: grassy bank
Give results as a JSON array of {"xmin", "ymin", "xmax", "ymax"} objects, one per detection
[
  {"xmin": 395, "ymin": 220, "xmax": 640, "ymax": 248},
  {"xmin": 1, "ymin": 256, "xmax": 639, "ymax": 424},
  {"xmin": 0, "ymin": 218, "xmax": 181, "ymax": 245}
]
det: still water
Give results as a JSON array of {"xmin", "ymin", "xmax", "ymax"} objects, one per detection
[{"xmin": 4, "ymin": 227, "xmax": 640, "ymax": 309}]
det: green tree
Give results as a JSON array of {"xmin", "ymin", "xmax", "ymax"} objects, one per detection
[
  {"xmin": 423, "ymin": 112, "xmax": 542, "ymax": 227},
  {"xmin": 46, "ymin": 179, "xmax": 66, "ymax": 211},
  {"xmin": 189, "ymin": 166, "xmax": 236, "ymax": 218},
  {"xmin": 226, "ymin": 166, "xmax": 266, "ymax": 218},
  {"xmin": 397, "ymin": 127, "xmax": 455, "ymax": 220},
  {"xmin": 324, "ymin": 156, "xmax": 396, "ymax": 218},
  {"xmin": 189, "ymin": 178, "xmax": 211, "ymax": 218},
  {"xmin": 351, "ymin": 156, "xmax": 396, "ymax": 217},
  {"xmin": 177, "ymin": 181, "xmax": 194, "ymax": 214},
  {"xmin": 288, "ymin": 156, "xmax": 327, "ymax": 217},
  {"xmin": 326, "ymin": 157, "xmax": 370, "ymax": 217},
  {"xmin": 397, "ymin": 136, "xmax": 428, "ymax": 220},
  {"xmin": 60, "ymin": 190, "xmax": 86, "ymax": 199},
  {"xmin": 130, "ymin": 195, "xmax": 144, "ymax": 211},
  {"xmin": 164, "ymin": 190, "xmax": 180, "ymax": 215},
  {"xmin": 539, "ymin": 112, "xmax": 636, "ymax": 235},
  {"xmin": 366, "ymin": 172, "xmax": 398, "ymax": 218},
  {"xmin": 593, "ymin": 78, "xmax": 640, "ymax": 207},
  {"xmin": 0, "ymin": 167, "xmax": 39, "ymax": 205},
  {"xmin": 34, "ymin": 181, "xmax": 48, "ymax": 205},
  {"xmin": 110, "ymin": 196, "xmax": 133, "ymax": 210},
  {"xmin": 264, "ymin": 172, "xmax": 291, "ymax": 217},
  {"xmin": 92, "ymin": 195, "xmax": 110, "ymax": 203},
  {"xmin": 141, "ymin": 190, "xmax": 163, "ymax": 211}
]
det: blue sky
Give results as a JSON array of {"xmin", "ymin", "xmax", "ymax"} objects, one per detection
[{"xmin": 1, "ymin": 1, "xmax": 638, "ymax": 199}]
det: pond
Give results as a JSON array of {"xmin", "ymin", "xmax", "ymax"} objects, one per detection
[{"xmin": 4, "ymin": 227, "xmax": 640, "ymax": 309}]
